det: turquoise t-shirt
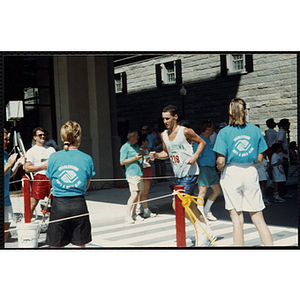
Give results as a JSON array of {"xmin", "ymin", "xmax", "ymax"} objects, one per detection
[
  {"xmin": 4, "ymin": 151, "xmax": 12, "ymax": 207},
  {"xmin": 46, "ymin": 149, "xmax": 95, "ymax": 197},
  {"xmin": 193, "ymin": 135, "xmax": 216, "ymax": 167},
  {"xmin": 120, "ymin": 141, "xmax": 143, "ymax": 179},
  {"xmin": 213, "ymin": 123, "xmax": 267, "ymax": 164}
]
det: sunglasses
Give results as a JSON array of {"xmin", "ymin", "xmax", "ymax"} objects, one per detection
[{"xmin": 38, "ymin": 134, "xmax": 46, "ymax": 137}]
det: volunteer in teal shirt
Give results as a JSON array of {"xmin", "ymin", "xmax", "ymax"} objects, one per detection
[
  {"xmin": 120, "ymin": 130, "xmax": 143, "ymax": 224},
  {"xmin": 45, "ymin": 121, "xmax": 95, "ymax": 248}
]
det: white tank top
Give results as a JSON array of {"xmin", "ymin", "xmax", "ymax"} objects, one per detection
[{"xmin": 163, "ymin": 126, "xmax": 199, "ymax": 178}]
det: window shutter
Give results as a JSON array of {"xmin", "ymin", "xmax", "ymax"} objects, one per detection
[
  {"xmin": 155, "ymin": 63, "xmax": 162, "ymax": 88},
  {"xmin": 220, "ymin": 55, "xmax": 227, "ymax": 76},
  {"xmin": 245, "ymin": 54, "xmax": 253, "ymax": 73},
  {"xmin": 175, "ymin": 59, "xmax": 182, "ymax": 85},
  {"xmin": 121, "ymin": 72, "xmax": 127, "ymax": 94}
]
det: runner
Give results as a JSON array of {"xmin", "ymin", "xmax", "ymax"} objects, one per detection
[{"xmin": 149, "ymin": 105, "xmax": 215, "ymax": 246}]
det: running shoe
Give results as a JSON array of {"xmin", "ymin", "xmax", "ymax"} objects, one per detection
[
  {"xmin": 274, "ymin": 195, "xmax": 285, "ymax": 203},
  {"xmin": 205, "ymin": 211, "xmax": 217, "ymax": 221},
  {"xmin": 133, "ymin": 214, "xmax": 144, "ymax": 222},
  {"xmin": 124, "ymin": 216, "xmax": 135, "ymax": 224},
  {"xmin": 264, "ymin": 199, "xmax": 272, "ymax": 206},
  {"xmin": 143, "ymin": 210, "xmax": 156, "ymax": 218}
]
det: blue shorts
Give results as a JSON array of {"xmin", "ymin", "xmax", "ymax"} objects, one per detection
[
  {"xmin": 176, "ymin": 175, "xmax": 198, "ymax": 196},
  {"xmin": 198, "ymin": 166, "xmax": 220, "ymax": 187}
]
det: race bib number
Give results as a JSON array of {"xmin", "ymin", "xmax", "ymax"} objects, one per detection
[{"xmin": 170, "ymin": 154, "xmax": 180, "ymax": 164}]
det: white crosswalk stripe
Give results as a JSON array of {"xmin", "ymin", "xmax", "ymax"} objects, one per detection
[{"xmin": 87, "ymin": 214, "xmax": 298, "ymax": 248}]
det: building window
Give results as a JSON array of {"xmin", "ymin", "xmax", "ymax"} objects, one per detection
[
  {"xmin": 226, "ymin": 54, "xmax": 246, "ymax": 75},
  {"xmin": 221, "ymin": 54, "xmax": 253, "ymax": 76},
  {"xmin": 115, "ymin": 73, "xmax": 122, "ymax": 93},
  {"xmin": 156, "ymin": 60, "xmax": 182, "ymax": 88},
  {"xmin": 114, "ymin": 72, "xmax": 127, "ymax": 94},
  {"xmin": 162, "ymin": 61, "xmax": 176, "ymax": 84}
]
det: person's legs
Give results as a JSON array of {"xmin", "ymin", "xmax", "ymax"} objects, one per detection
[
  {"xmin": 140, "ymin": 180, "xmax": 151, "ymax": 209},
  {"xmin": 229, "ymin": 209, "xmax": 244, "ymax": 246},
  {"xmin": 30, "ymin": 197, "xmax": 39, "ymax": 217},
  {"xmin": 204, "ymin": 184, "xmax": 222, "ymax": 220},
  {"xmin": 249, "ymin": 211, "xmax": 273, "ymax": 246},
  {"xmin": 197, "ymin": 185, "xmax": 208, "ymax": 202},
  {"xmin": 207, "ymin": 184, "xmax": 222, "ymax": 203},
  {"xmin": 127, "ymin": 191, "xmax": 139, "ymax": 217}
]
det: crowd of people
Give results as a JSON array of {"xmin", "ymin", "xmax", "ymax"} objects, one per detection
[
  {"xmin": 4, "ymin": 122, "xmax": 95, "ymax": 248},
  {"xmin": 4, "ymin": 98, "xmax": 296, "ymax": 247},
  {"xmin": 119, "ymin": 100, "xmax": 296, "ymax": 247}
]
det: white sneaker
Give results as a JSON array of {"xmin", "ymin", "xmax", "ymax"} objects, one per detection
[
  {"xmin": 124, "ymin": 216, "xmax": 135, "ymax": 224},
  {"xmin": 195, "ymin": 223, "xmax": 210, "ymax": 247},
  {"xmin": 143, "ymin": 210, "xmax": 156, "ymax": 218},
  {"xmin": 274, "ymin": 195, "xmax": 285, "ymax": 203},
  {"xmin": 133, "ymin": 214, "xmax": 144, "ymax": 222},
  {"xmin": 205, "ymin": 211, "xmax": 217, "ymax": 221}
]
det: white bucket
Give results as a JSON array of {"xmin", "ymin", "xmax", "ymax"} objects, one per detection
[{"xmin": 17, "ymin": 222, "xmax": 41, "ymax": 248}]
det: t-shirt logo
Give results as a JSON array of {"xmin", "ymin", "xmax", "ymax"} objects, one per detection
[
  {"xmin": 236, "ymin": 140, "xmax": 251, "ymax": 152},
  {"xmin": 59, "ymin": 170, "xmax": 78, "ymax": 183},
  {"xmin": 233, "ymin": 135, "xmax": 254, "ymax": 157},
  {"xmin": 56, "ymin": 165, "xmax": 82, "ymax": 189}
]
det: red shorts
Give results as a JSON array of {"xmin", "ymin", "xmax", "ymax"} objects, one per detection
[
  {"xmin": 31, "ymin": 174, "xmax": 52, "ymax": 200},
  {"xmin": 143, "ymin": 167, "xmax": 153, "ymax": 182}
]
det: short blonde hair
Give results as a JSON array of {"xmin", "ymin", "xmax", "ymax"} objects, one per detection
[
  {"xmin": 60, "ymin": 120, "xmax": 81, "ymax": 151},
  {"xmin": 228, "ymin": 98, "xmax": 247, "ymax": 127}
]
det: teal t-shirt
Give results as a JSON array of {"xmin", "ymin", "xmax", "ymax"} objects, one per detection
[
  {"xmin": 120, "ymin": 141, "xmax": 143, "ymax": 179},
  {"xmin": 46, "ymin": 149, "xmax": 95, "ymax": 197},
  {"xmin": 213, "ymin": 123, "xmax": 267, "ymax": 164}
]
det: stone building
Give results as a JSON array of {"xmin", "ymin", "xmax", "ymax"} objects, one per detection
[
  {"xmin": 2, "ymin": 53, "xmax": 297, "ymax": 187},
  {"xmin": 114, "ymin": 53, "xmax": 297, "ymax": 144}
]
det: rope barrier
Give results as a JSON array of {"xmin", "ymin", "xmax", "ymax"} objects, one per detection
[
  {"xmin": 4, "ymin": 191, "xmax": 174, "ymax": 234},
  {"xmin": 7, "ymin": 177, "xmax": 218, "ymax": 247},
  {"xmin": 9, "ymin": 175, "xmax": 175, "ymax": 185},
  {"xmin": 176, "ymin": 191, "xmax": 218, "ymax": 247}
]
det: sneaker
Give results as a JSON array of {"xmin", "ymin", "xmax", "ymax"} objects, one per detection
[
  {"xmin": 264, "ymin": 199, "xmax": 272, "ymax": 206},
  {"xmin": 143, "ymin": 210, "xmax": 156, "ymax": 218},
  {"xmin": 195, "ymin": 223, "xmax": 212, "ymax": 247},
  {"xmin": 274, "ymin": 195, "xmax": 285, "ymax": 203},
  {"xmin": 133, "ymin": 214, "xmax": 144, "ymax": 222},
  {"xmin": 124, "ymin": 216, "xmax": 135, "ymax": 224},
  {"xmin": 205, "ymin": 211, "xmax": 217, "ymax": 221},
  {"xmin": 136, "ymin": 204, "xmax": 143, "ymax": 215},
  {"xmin": 196, "ymin": 231, "xmax": 210, "ymax": 247}
]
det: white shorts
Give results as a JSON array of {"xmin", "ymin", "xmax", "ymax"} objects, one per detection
[
  {"xmin": 5, "ymin": 205, "xmax": 14, "ymax": 223},
  {"xmin": 127, "ymin": 176, "xmax": 144, "ymax": 192},
  {"xmin": 220, "ymin": 163, "xmax": 265, "ymax": 212}
]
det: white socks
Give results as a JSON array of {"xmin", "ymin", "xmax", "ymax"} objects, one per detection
[{"xmin": 204, "ymin": 199, "xmax": 214, "ymax": 214}]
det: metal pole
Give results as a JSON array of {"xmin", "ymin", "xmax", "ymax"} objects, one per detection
[{"xmin": 174, "ymin": 185, "xmax": 186, "ymax": 247}]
